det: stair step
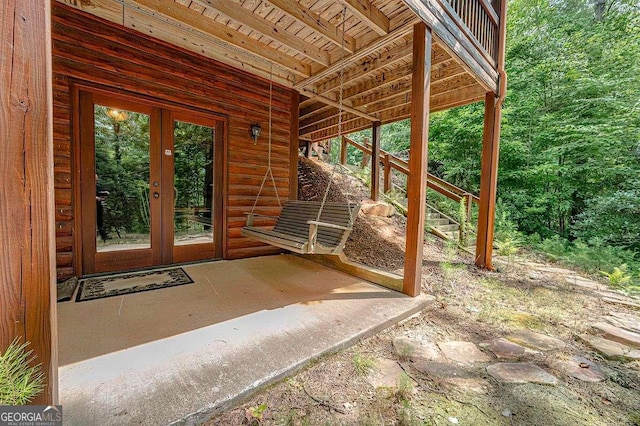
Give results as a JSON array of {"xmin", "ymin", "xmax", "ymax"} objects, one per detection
[
  {"xmin": 426, "ymin": 212, "xmax": 441, "ymax": 219},
  {"xmin": 592, "ymin": 322, "xmax": 640, "ymax": 348},
  {"xmin": 444, "ymin": 231, "xmax": 460, "ymax": 239},
  {"xmin": 426, "ymin": 218, "xmax": 450, "ymax": 226},
  {"xmin": 437, "ymin": 224, "xmax": 460, "ymax": 232}
]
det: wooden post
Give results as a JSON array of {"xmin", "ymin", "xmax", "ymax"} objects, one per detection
[
  {"xmin": 305, "ymin": 141, "xmax": 312, "ymax": 158},
  {"xmin": 475, "ymin": 0, "xmax": 507, "ymax": 270},
  {"xmin": 340, "ymin": 136, "xmax": 348, "ymax": 165},
  {"xmin": 403, "ymin": 22, "xmax": 431, "ymax": 297},
  {"xmin": 370, "ymin": 121, "xmax": 381, "ymax": 201},
  {"xmin": 289, "ymin": 90, "xmax": 300, "ymax": 200},
  {"xmin": 1, "ymin": 0, "xmax": 57, "ymax": 403},
  {"xmin": 475, "ymin": 94, "xmax": 502, "ymax": 269},
  {"xmin": 383, "ymin": 153, "xmax": 392, "ymax": 193}
]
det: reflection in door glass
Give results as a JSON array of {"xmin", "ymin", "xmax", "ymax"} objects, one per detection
[
  {"xmin": 173, "ymin": 121, "xmax": 215, "ymax": 246},
  {"xmin": 94, "ymin": 105, "xmax": 151, "ymax": 252}
]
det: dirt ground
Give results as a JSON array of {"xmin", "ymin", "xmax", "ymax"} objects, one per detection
[{"xmin": 207, "ymin": 158, "xmax": 640, "ymax": 426}]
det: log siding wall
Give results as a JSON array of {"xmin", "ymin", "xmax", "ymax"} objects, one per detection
[{"xmin": 52, "ymin": 5, "xmax": 291, "ymax": 279}]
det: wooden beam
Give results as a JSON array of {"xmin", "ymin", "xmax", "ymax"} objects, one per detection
[
  {"xmin": 192, "ymin": 0, "xmax": 331, "ymax": 66},
  {"xmin": 476, "ymin": 0, "xmax": 507, "ymax": 269},
  {"xmin": 371, "ymin": 121, "xmax": 381, "ymax": 201},
  {"xmin": 403, "ymin": 22, "xmax": 431, "ymax": 297},
  {"xmin": 336, "ymin": 0, "xmax": 389, "ymax": 35},
  {"xmin": 1, "ymin": 0, "xmax": 57, "ymax": 403},
  {"xmin": 133, "ymin": 0, "xmax": 311, "ymax": 78},
  {"xmin": 290, "ymin": 90, "xmax": 300, "ymax": 200},
  {"xmin": 267, "ymin": 0, "xmax": 356, "ymax": 53},
  {"xmin": 299, "ymin": 88, "xmax": 377, "ymax": 121},
  {"xmin": 402, "ymin": 0, "xmax": 498, "ymax": 91},
  {"xmin": 314, "ymin": 41, "xmax": 413, "ymax": 95},
  {"xmin": 294, "ymin": 23, "xmax": 414, "ymax": 90},
  {"xmin": 475, "ymin": 92, "xmax": 501, "ymax": 269}
]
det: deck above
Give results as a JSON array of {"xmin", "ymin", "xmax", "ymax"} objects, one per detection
[{"xmin": 57, "ymin": 0, "xmax": 504, "ymax": 141}]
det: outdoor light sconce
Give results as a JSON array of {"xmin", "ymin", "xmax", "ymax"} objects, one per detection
[{"xmin": 250, "ymin": 123, "xmax": 261, "ymax": 144}]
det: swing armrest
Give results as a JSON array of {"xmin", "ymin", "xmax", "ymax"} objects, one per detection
[{"xmin": 307, "ymin": 220, "xmax": 351, "ymax": 231}]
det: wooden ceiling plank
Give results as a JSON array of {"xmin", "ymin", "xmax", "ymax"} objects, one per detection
[
  {"xmin": 336, "ymin": 0, "xmax": 389, "ymax": 35},
  {"xmin": 192, "ymin": 0, "xmax": 331, "ymax": 66},
  {"xmin": 294, "ymin": 21, "xmax": 414, "ymax": 89},
  {"xmin": 133, "ymin": 0, "xmax": 310, "ymax": 77},
  {"xmin": 268, "ymin": 0, "xmax": 357, "ymax": 53},
  {"xmin": 299, "ymin": 88, "xmax": 378, "ymax": 121}
]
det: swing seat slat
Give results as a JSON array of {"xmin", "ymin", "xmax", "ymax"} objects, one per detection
[{"xmin": 242, "ymin": 200, "xmax": 360, "ymax": 255}]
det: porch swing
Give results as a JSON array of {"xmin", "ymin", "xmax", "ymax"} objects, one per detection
[{"xmin": 241, "ymin": 7, "xmax": 360, "ymax": 255}]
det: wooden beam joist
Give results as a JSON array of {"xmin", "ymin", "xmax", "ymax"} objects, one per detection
[
  {"xmin": 134, "ymin": 0, "xmax": 311, "ymax": 78},
  {"xmin": 299, "ymin": 88, "xmax": 377, "ymax": 122},
  {"xmin": 268, "ymin": 0, "xmax": 356, "ymax": 53},
  {"xmin": 193, "ymin": 0, "xmax": 331, "ymax": 66},
  {"xmin": 294, "ymin": 22, "xmax": 415, "ymax": 90},
  {"xmin": 337, "ymin": 0, "xmax": 389, "ymax": 36}
]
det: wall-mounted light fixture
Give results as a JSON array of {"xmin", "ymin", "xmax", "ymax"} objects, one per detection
[
  {"xmin": 106, "ymin": 108, "xmax": 128, "ymax": 122},
  {"xmin": 250, "ymin": 123, "xmax": 261, "ymax": 144}
]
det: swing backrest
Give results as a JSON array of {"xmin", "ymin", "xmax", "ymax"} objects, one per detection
[{"xmin": 274, "ymin": 201, "xmax": 359, "ymax": 248}]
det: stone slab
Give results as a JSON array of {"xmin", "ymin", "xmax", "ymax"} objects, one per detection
[
  {"xmin": 367, "ymin": 358, "xmax": 407, "ymax": 389},
  {"xmin": 360, "ymin": 201, "xmax": 395, "ymax": 217},
  {"xmin": 412, "ymin": 360, "xmax": 475, "ymax": 380},
  {"xmin": 578, "ymin": 335, "xmax": 640, "ymax": 361},
  {"xmin": 438, "ymin": 341, "xmax": 491, "ymax": 364},
  {"xmin": 564, "ymin": 276, "xmax": 606, "ymax": 291},
  {"xmin": 486, "ymin": 363, "xmax": 558, "ymax": 385},
  {"xmin": 555, "ymin": 355, "xmax": 605, "ymax": 382},
  {"xmin": 592, "ymin": 322, "xmax": 640, "ymax": 348},
  {"xmin": 393, "ymin": 337, "xmax": 442, "ymax": 361},
  {"xmin": 479, "ymin": 338, "xmax": 539, "ymax": 360},
  {"xmin": 602, "ymin": 297, "xmax": 640, "ymax": 310},
  {"xmin": 507, "ymin": 330, "xmax": 565, "ymax": 352}
]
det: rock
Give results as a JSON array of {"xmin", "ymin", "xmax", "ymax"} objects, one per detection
[
  {"xmin": 506, "ymin": 330, "xmax": 565, "ymax": 352},
  {"xmin": 486, "ymin": 363, "xmax": 558, "ymax": 385},
  {"xmin": 479, "ymin": 338, "xmax": 539, "ymax": 359},
  {"xmin": 591, "ymin": 322, "xmax": 640, "ymax": 348},
  {"xmin": 606, "ymin": 312, "xmax": 640, "ymax": 334},
  {"xmin": 360, "ymin": 201, "xmax": 395, "ymax": 217},
  {"xmin": 555, "ymin": 355, "xmax": 605, "ymax": 382},
  {"xmin": 438, "ymin": 341, "xmax": 491, "ymax": 364},
  {"xmin": 578, "ymin": 335, "xmax": 640, "ymax": 361},
  {"xmin": 602, "ymin": 297, "xmax": 640, "ymax": 310},
  {"xmin": 367, "ymin": 358, "xmax": 407, "ymax": 389},
  {"xmin": 393, "ymin": 337, "xmax": 441, "ymax": 361},
  {"xmin": 57, "ymin": 276, "xmax": 78, "ymax": 302},
  {"xmin": 565, "ymin": 276, "xmax": 605, "ymax": 291},
  {"xmin": 412, "ymin": 360, "xmax": 474, "ymax": 379}
]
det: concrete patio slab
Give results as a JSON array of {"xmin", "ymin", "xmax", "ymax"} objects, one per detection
[{"xmin": 58, "ymin": 255, "xmax": 430, "ymax": 425}]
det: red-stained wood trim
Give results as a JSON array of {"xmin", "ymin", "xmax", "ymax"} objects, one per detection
[
  {"xmin": 403, "ymin": 23, "xmax": 432, "ymax": 297},
  {"xmin": 290, "ymin": 90, "xmax": 300, "ymax": 200},
  {"xmin": 1, "ymin": 0, "xmax": 57, "ymax": 403},
  {"xmin": 370, "ymin": 122, "xmax": 381, "ymax": 201}
]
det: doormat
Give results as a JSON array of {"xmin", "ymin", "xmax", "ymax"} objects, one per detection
[{"xmin": 76, "ymin": 267, "xmax": 193, "ymax": 302}]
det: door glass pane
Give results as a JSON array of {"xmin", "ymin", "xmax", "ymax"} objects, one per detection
[
  {"xmin": 94, "ymin": 105, "xmax": 151, "ymax": 252},
  {"xmin": 173, "ymin": 121, "xmax": 215, "ymax": 246}
]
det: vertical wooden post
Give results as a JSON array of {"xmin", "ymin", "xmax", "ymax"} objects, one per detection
[
  {"xmin": 289, "ymin": 90, "xmax": 300, "ymax": 200},
  {"xmin": 305, "ymin": 141, "xmax": 312, "ymax": 158},
  {"xmin": 340, "ymin": 136, "xmax": 348, "ymax": 165},
  {"xmin": 383, "ymin": 153, "xmax": 392, "ymax": 193},
  {"xmin": 370, "ymin": 121, "xmax": 381, "ymax": 201},
  {"xmin": 475, "ymin": 94, "xmax": 502, "ymax": 269},
  {"xmin": 476, "ymin": 0, "xmax": 507, "ymax": 270},
  {"xmin": 1, "ymin": 0, "xmax": 57, "ymax": 403},
  {"xmin": 403, "ymin": 22, "xmax": 431, "ymax": 297}
]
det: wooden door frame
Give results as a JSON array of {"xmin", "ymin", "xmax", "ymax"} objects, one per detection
[{"xmin": 73, "ymin": 83, "xmax": 228, "ymax": 276}]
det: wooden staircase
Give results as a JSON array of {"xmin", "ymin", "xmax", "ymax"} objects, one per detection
[{"xmin": 425, "ymin": 205, "xmax": 476, "ymax": 251}]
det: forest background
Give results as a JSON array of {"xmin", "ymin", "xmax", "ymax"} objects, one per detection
[{"xmin": 342, "ymin": 0, "xmax": 640, "ymax": 286}]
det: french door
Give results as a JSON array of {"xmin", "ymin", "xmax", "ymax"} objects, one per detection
[{"xmin": 79, "ymin": 91, "xmax": 224, "ymax": 275}]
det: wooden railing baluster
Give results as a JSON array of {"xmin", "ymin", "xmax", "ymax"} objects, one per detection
[{"xmin": 441, "ymin": 0, "xmax": 499, "ymax": 63}]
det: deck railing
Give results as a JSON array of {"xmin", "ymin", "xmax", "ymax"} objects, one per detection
[
  {"xmin": 442, "ymin": 0, "xmax": 499, "ymax": 64},
  {"xmin": 340, "ymin": 136, "xmax": 479, "ymax": 220}
]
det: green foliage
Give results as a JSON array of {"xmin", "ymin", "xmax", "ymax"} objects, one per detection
[
  {"xmin": 246, "ymin": 403, "xmax": 268, "ymax": 424},
  {"xmin": 0, "ymin": 339, "xmax": 45, "ymax": 405},
  {"xmin": 600, "ymin": 264, "xmax": 632, "ymax": 289}
]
